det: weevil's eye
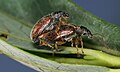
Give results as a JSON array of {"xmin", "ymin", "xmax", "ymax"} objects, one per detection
[
  {"xmin": 63, "ymin": 12, "xmax": 69, "ymax": 18},
  {"xmin": 83, "ymin": 33, "xmax": 86, "ymax": 35},
  {"xmin": 86, "ymin": 30, "xmax": 93, "ymax": 38}
]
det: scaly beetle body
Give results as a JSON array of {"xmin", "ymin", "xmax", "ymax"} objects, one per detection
[
  {"xmin": 30, "ymin": 11, "xmax": 93, "ymax": 56},
  {"xmin": 38, "ymin": 24, "xmax": 93, "ymax": 55},
  {"xmin": 30, "ymin": 11, "xmax": 69, "ymax": 43}
]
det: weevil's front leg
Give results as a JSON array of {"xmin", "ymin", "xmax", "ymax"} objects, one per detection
[
  {"xmin": 59, "ymin": 17, "xmax": 76, "ymax": 28},
  {"xmin": 75, "ymin": 44, "xmax": 80, "ymax": 57},
  {"xmin": 59, "ymin": 20, "xmax": 75, "ymax": 28}
]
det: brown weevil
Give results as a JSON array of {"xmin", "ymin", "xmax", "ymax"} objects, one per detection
[
  {"xmin": 36, "ymin": 24, "xmax": 93, "ymax": 56},
  {"xmin": 30, "ymin": 11, "xmax": 69, "ymax": 43},
  {"xmin": 30, "ymin": 11, "xmax": 93, "ymax": 56}
]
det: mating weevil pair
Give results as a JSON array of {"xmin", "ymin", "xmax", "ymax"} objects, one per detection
[{"xmin": 30, "ymin": 11, "xmax": 93, "ymax": 56}]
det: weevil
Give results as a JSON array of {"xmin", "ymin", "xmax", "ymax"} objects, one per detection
[
  {"xmin": 30, "ymin": 11, "xmax": 69, "ymax": 43},
  {"xmin": 37, "ymin": 24, "xmax": 93, "ymax": 56}
]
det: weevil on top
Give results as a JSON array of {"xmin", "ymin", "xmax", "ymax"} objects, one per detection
[
  {"xmin": 30, "ymin": 11, "xmax": 93, "ymax": 56},
  {"xmin": 30, "ymin": 11, "xmax": 69, "ymax": 43}
]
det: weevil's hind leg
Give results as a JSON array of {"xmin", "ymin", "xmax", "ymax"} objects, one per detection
[
  {"xmin": 47, "ymin": 44, "xmax": 55, "ymax": 56},
  {"xmin": 75, "ymin": 44, "xmax": 80, "ymax": 57},
  {"xmin": 55, "ymin": 43, "xmax": 58, "ymax": 51},
  {"xmin": 47, "ymin": 44, "xmax": 54, "ymax": 49},
  {"xmin": 79, "ymin": 37, "xmax": 84, "ymax": 54},
  {"xmin": 71, "ymin": 39, "xmax": 74, "ymax": 47},
  {"xmin": 39, "ymin": 40, "xmax": 55, "ymax": 56},
  {"xmin": 73, "ymin": 37, "xmax": 80, "ymax": 57}
]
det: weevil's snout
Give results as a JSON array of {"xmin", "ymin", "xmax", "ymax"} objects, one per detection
[
  {"xmin": 86, "ymin": 30, "xmax": 93, "ymax": 39},
  {"xmin": 82, "ymin": 28, "xmax": 93, "ymax": 39}
]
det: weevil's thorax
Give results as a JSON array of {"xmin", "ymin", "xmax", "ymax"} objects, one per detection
[
  {"xmin": 51, "ymin": 11, "xmax": 69, "ymax": 21},
  {"xmin": 75, "ymin": 26, "xmax": 83, "ymax": 36}
]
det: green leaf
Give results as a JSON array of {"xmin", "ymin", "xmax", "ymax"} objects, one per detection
[
  {"xmin": 0, "ymin": 0, "xmax": 120, "ymax": 56},
  {"xmin": 0, "ymin": 0, "xmax": 120, "ymax": 71}
]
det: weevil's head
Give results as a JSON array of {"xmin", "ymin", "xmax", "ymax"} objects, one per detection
[
  {"xmin": 76, "ymin": 26, "xmax": 93, "ymax": 38},
  {"xmin": 51, "ymin": 11, "xmax": 69, "ymax": 21}
]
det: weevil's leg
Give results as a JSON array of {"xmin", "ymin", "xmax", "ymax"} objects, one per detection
[
  {"xmin": 55, "ymin": 43, "xmax": 58, "ymax": 51},
  {"xmin": 59, "ymin": 16, "xmax": 76, "ymax": 28},
  {"xmin": 59, "ymin": 17, "xmax": 76, "ymax": 28},
  {"xmin": 74, "ymin": 37, "xmax": 80, "ymax": 57},
  {"xmin": 39, "ymin": 40, "xmax": 46, "ymax": 46},
  {"xmin": 75, "ymin": 44, "xmax": 80, "ymax": 57},
  {"xmin": 60, "ymin": 16, "xmax": 70, "ymax": 24},
  {"xmin": 79, "ymin": 37, "xmax": 84, "ymax": 54},
  {"xmin": 59, "ymin": 17, "xmax": 68, "ymax": 25},
  {"xmin": 40, "ymin": 40, "xmax": 54, "ymax": 49},
  {"xmin": 71, "ymin": 38, "xmax": 74, "ymax": 47},
  {"xmin": 47, "ymin": 44, "xmax": 54, "ymax": 49},
  {"xmin": 71, "ymin": 41, "xmax": 74, "ymax": 47},
  {"xmin": 47, "ymin": 44, "xmax": 55, "ymax": 56}
]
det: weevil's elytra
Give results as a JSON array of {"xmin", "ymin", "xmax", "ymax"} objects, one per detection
[{"xmin": 30, "ymin": 17, "xmax": 51, "ymax": 43}]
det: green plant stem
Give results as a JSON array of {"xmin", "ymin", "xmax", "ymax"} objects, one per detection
[
  {"xmin": 48, "ymin": 46, "xmax": 120, "ymax": 67},
  {"xmin": 0, "ymin": 39, "xmax": 111, "ymax": 72},
  {"xmin": 19, "ymin": 46, "xmax": 120, "ymax": 68},
  {"xmin": 28, "ymin": 46, "xmax": 120, "ymax": 67}
]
